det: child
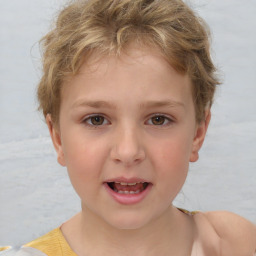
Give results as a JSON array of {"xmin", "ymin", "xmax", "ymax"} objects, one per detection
[{"xmin": 13, "ymin": 0, "xmax": 255, "ymax": 255}]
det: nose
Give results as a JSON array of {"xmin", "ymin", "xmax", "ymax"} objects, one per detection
[{"xmin": 110, "ymin": 125, "xmax": 146, "ymax": 167}]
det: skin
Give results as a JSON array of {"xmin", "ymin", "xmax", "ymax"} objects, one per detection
[{"xmin": 47, "ymin": 47, "xmax": 256, "ymax": 256}]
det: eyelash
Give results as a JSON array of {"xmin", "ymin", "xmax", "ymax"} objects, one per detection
[{"xmin": 82, "ymin": 114, "xmax": 174, "ymax": 127}]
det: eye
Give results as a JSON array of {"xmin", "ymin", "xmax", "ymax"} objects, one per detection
[
  {"xmin": 84, "ymin": 115, "xmax": 109, "ymax": 126},
  {"xmin": 147, "ymin": 115, "xmax": 173, "ymax": 126}
]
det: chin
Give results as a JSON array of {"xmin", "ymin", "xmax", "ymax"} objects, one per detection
[{"xmin": 103, "ymin": 210, "xmax": 155, "ymax": 230}]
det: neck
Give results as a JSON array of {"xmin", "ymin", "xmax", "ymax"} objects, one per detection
[{"xmin": 62, "ymin": 205, "xmax": 195, "ymax": 256}]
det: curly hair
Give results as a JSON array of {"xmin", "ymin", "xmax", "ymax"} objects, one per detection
[{"xmin": 37, "ymin": 0, "xmax": 220, "ymax": 124}]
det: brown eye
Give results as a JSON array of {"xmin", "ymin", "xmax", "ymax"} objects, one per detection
[
  {"xmin": 87, "ymin": 116, "xmax": 106, "ymax": 126},
  {"xmin": 151, "ymin": 116, "xmax": 166, "ymax": 125}
]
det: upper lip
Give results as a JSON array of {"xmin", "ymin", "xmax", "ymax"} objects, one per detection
[{"xmin": 104, "ymin": 177, "xmax": 151, "ymax": 184}]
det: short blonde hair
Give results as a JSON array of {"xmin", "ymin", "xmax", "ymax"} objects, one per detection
[{"xmin": 38, "ymin": 0, "xmax": 220, "ymax": 124}]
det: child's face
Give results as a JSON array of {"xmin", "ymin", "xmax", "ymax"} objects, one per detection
[{"xmin": 48, "ymin": 47, "xmax": 208, "ymax": 229}]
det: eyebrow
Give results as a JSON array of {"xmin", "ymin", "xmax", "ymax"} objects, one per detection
[
  {"xmin": 71, "ymin": 100, "xmax": 117, "ymax": 109},
  {"xmin": 71, "ymin": 99, "xmax": 184, "ymax": 109},
  {"xmin": 139, "ymin": 100, "xmax": 185, "ymax": 109}
]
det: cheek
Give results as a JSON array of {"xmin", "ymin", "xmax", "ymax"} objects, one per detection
[
  {"xmin": 151, "ymin": 135, "xmax": 192, "ymax": 192},
  {"xmin": 62, "ymin": 135, "xmax": 108, "ymax": 194},
  {"xmin": 155, "ymin": 136, "xmax": 192, "ymax": 168},
  {"xmin": 63, "ymin": 132, "xmax": 106, "ymax": 166}
]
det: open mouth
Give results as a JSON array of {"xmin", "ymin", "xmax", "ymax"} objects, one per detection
[{"xmin": 107, "ymin": 182, "xmax": 149, "ymax": 194}]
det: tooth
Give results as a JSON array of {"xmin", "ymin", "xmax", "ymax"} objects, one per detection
[
  {"xmin": 120, "ymin": 182, "xmax": 128, "ymax": 185},
  {"xmin": 127, "ymin": 183, "xmax": 137, "ymax": 186},
  {"xmin": 116, "ymin": 190, "xmax": 142, "ymax": 194}
]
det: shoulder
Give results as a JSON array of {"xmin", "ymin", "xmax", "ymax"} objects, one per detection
[
  {"xmin": 24, "ymin": 228, "xmax": 60, "ymax": 248},
  {"xmin": 20, "ymin": 228, "xmax": 63, "ymax": 256},
  {"xmin": 198, "ymin": 211, "xmax": 256, "ymax": 255},
  {"xmin": 20, "ymin": 227, "xmax": 77, "ymax": 256}
]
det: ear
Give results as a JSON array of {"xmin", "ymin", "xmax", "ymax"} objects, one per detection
[
  {"xmin": 46, "ymin": 114, "xmax": 66, "ymax": 166},
  {"xmin": 189, "ymin": 109, "xmax": 211, "ymax": 162}
]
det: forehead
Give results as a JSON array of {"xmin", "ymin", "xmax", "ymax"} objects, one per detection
[{"xmin": 61, "ymin": 46, "xmax": 193, "ymax": 109}]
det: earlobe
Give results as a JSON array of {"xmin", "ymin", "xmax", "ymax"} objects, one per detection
[
  {"xmin": 46, "ymin": 114, "xmax": 66, "ymax": 166},
  {"xmin": 189, "ymin": 110, "xmax": 211, "ymax": 162}
]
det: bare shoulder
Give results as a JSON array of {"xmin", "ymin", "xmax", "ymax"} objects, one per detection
[{"xmin": 203, "ymin": 211, "xmax": 256, "ymax": 255}]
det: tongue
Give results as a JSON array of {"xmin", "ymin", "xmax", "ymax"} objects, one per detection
[{"xmin": 114, "ymin": 183, "xmax": 144, "ymax": 192}]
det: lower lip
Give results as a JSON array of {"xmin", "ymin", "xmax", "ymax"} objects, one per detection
[{"xmin": 104, "ymin": 183, "xmax": 152, "ymax": 205}]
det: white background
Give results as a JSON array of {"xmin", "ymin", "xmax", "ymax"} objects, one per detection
[{"xmin": 0, "ymin": 0, "xmax": 255, "ymax": 246}]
